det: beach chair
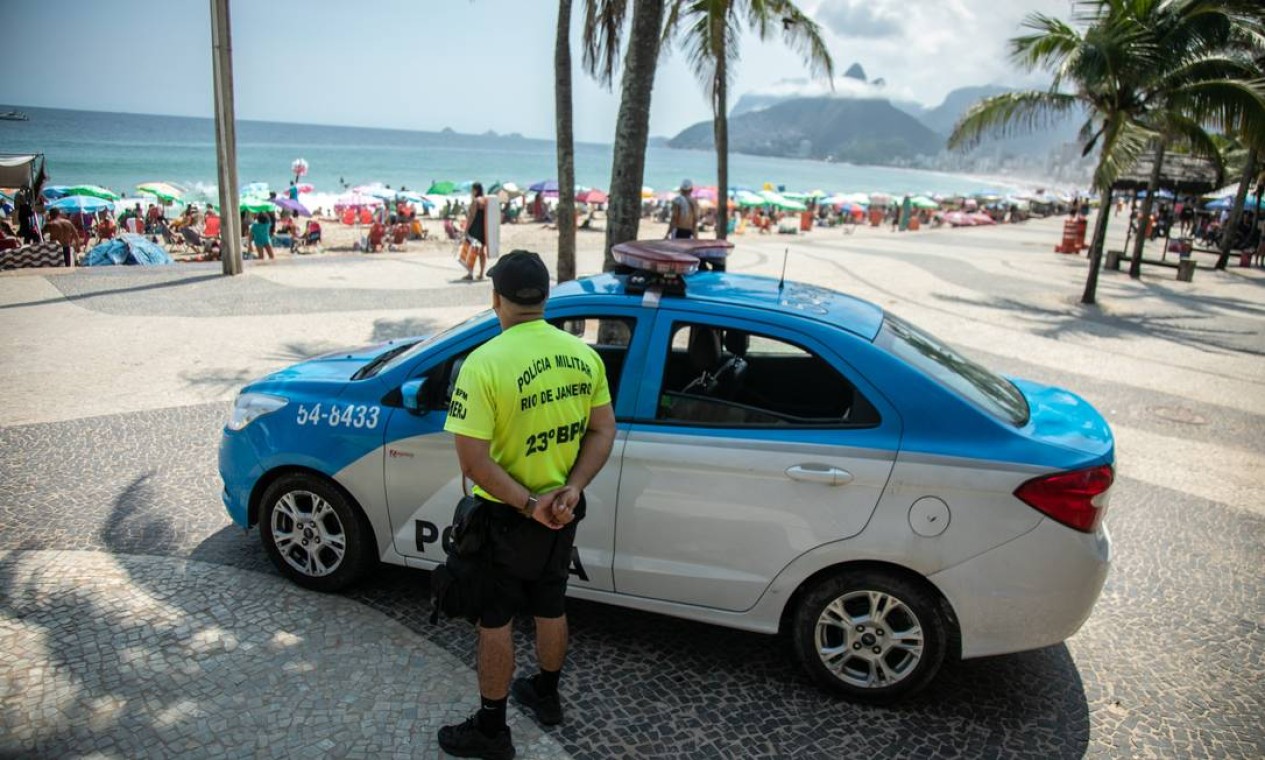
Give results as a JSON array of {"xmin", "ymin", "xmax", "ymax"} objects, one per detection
[
  {"xmin": 161, "ymin": 224, "xmax": 186, "ymax": 252},
  {"xmin": 359, "ymin": 208, "xmax": 373, "ymax": 225},
  {"xmin": 341, "ymin": 209, "xmax": 356, "ymax": 226}
]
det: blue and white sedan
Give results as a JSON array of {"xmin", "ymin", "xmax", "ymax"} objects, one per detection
[{"xmin": 219, "ymin": 246, "xmax": 1113, "ymax": 702}]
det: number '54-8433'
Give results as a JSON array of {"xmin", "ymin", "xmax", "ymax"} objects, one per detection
[{"xmin": 296, "ymin": 403, "xmax": 380, "ymax": 429}]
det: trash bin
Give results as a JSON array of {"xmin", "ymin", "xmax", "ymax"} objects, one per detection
[
  {"xmin": 1177, "ymin": 259, "xmax": 1196, "ymax": 282},
  {"xmin": 1106, "ymin": 249, "xmax": 1122, "ymax": 270}
]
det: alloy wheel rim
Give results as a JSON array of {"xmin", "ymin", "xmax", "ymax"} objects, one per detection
[
  {"xmin": 271, "ymin": 490, "xmax": 347, "ymax": 577},
  {"xmin": 814, "ymin": 589, "xmax": 924, "ymax": 689}
]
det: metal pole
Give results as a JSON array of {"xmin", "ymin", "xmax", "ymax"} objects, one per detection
[{"xmin": 210, "ymin": 0, "xmax": 242, "ymax": 275}]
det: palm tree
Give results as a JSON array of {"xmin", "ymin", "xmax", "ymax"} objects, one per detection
[
  {"xmin": 589, "ymin": 0, "xmax": 668, "ymax": 269},
  {"xmin": 950, "ymin": 0, "xmax": 1264, "ymax": 304},
  {"xmin": 662, "ymin": 0, "xmax": 832, "ymax": 241},
  {"xmin": 1122, "ymin": 0, "xmax": 1265, "ymax": 278},
  {"xmin": 555, "ymin": 0, "xmax": 578, "ymax": 283}
]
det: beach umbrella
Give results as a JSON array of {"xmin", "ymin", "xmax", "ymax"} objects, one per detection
[
  {"xmin": 272, "ymin": 197, "xmax": 312, "ymax": 217},
  {"xmin": 333, "ymin": 192, "xmax": 384, "ymax": 209},
  {"xmin": 806, "ymin": 189, "xmax": 828, "ymax": 200},
  {"xmin": 291, "ymin": 157, "xmax": 309, "ymax": 182},
  {"xmin": 692, "ymin": 186, "xmax": 719, "ymax": 202},
  {"xmin": 426, "ymin": 180, "xmax": 456, "ymax": 195},
  {"xmin": 529, "ymin": 179, "xmax": 559, "ymax": 193},
  {"xmin": 41, "ymin": 185, "xmax": 70, "ymax": 200},
  {"xmin": 241, "ymin": 198, "xmax": 274, "ymax": 213},
  {"xmin": 296, "ymin": 182, "xmax": 314, "ymax": 193},
  {"xmin": 48, "ymin": 194, "xmax": 113, "ymax": 214},
  {"xmin": 734, "ymin": 190, "xmax": 765, "ymax": 208},
  {"xmin": 910, "ymin": 196, "xmax": 939, "ymax": 209},
  {"xmin": 577, "ymin": 189, "xmax": 608, "ymax": 204},
  {"xmin": 137, "ymin": 182, "xmax": 184, "ymax": 202},
  {"xmin": 760, "ymin": 190, "xmax": 806, "ymax": 211},
  {"xmin": 783, "ymin": 191, "xmax": 809, "ymax": 201},
  {"xmin": 65, "ymin": 184, "xmax": 120, "ymax": 201},
  {"xmin": 641, "ymin": 186, "xmax": 655, "ymax": 199}
]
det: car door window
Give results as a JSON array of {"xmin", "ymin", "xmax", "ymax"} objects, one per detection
[
  {"xmin": 549, "ymin": 316, "xmax": 634, "ymax": 404},
  {"xmin": 656, "ymin": 322, "xmax": 879, "ymax": 427}
]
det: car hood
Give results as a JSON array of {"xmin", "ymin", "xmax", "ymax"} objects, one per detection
[
  {"xmin": 252, "ymin": 339, "xmax": 418, "ymax": 387},
  {"xmin": 1013, "ymin": 378, "xmax": 1114, "ymax": 464}
]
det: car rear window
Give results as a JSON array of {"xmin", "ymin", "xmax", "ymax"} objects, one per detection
[{"xmin": 877, "ymin": 314, "xmax": 1029, "ymax": 426}]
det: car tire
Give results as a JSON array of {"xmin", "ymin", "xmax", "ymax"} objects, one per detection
[
  {"xmin": 258, "ymin": 473, "xmax": 375, "ymax": 592},
  {"xmin": 791, "ymin": 569, "xmax": 947, "ymax": 703}
]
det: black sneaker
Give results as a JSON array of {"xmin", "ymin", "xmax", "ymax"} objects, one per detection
[
  {"xmin": 511, "ymin": 676, "xmax": 564, "ymax": 726},
  {"xmin": 437, "ymin": 716, "xmax": 515, "ymax": 760}
]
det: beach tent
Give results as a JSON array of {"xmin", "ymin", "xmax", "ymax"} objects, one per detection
[{"xmin": 86, "ymin": 234, "xmax": 173, "ymax": 266}]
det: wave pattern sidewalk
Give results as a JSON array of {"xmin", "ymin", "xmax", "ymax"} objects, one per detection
[{"xmin": 0, "ymin": 550, "xmax": 569, "ymax": 760}]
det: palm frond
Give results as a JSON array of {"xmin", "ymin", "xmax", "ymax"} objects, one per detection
[
  {"xmin": 948, "ymin": 91, "xmax": 1080, "ymax": 151},
  {"xmin": 1012, "ymin": 13, "xmax": 1083, "ymax": 73},
  {"xmin": 1093, "ymin": 118, "xmax": 1153, "ymax": 190},
  {"xmin": 751, "ymin": 0, "xmax": 834, "ymax": 80},
  {"xmin": 582, "ymin": 0, "xmax": 630, "ymax": 88},
  {"xmin": 1166, "ymin": 77, "xmax": 1265, "ymax": 134}
]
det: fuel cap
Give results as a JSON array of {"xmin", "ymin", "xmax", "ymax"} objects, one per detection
[{"xmin": 909, "ymin": 497, "xmax": 950, "ymax": 537}]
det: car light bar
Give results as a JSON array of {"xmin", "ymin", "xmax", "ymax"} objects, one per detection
[{"xmin": 610, "ymin": 239, "xmax": 734, "ymax": 295}]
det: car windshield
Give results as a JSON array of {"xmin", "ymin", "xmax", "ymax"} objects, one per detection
[
  {"xmin": 365, "ymin": 309, "xmax": 496, "ymax": 378},
  {"xmin": 877, "ymin": 314, "xmax": 1029, "ymax": 426}
]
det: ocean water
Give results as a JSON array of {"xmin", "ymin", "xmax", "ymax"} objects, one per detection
[{"xmin": 0, "ymin": 105, "xmax": 1028, "ymax": 199}]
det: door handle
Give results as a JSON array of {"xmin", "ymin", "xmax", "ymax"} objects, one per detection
[{"xmin": 785, "ymin": 463, "xmax": 854, "ymax": 486}]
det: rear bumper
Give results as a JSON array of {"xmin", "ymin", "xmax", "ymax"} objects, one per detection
[{"xmin": 929, "ymin": 518, "xmax": 1111, "ymax": 659}]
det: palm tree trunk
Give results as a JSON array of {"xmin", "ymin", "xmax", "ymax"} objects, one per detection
[
  {"xmin": 603, "ymin": 0, "xmax": 666, "ymax": 270},
  {"xmin": 555, "ymin": 0, "xmax": 577, "ymax": 282},
  {"xmin": 1081, "ymin": 181, "xmax": 1114, "ymax": 305},
  {"xmin": 714, "ymin": 39, "xmax": 728, "ymax": 242},
  {"xmin": 1215, "ymin": 146, "xmax": 1257, "ymax": 270},
  {"xmin": 1129, "ymin": 137, "xmax": 1167, "ymax": 279}
]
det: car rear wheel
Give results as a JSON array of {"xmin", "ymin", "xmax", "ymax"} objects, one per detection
[
  {"xmin": 791, "ymin": 570, "xmax": 946, "ymax": 703},
  {"xmin": 258, "ymin": 473, "xmax": 374, "ymax": 592}
]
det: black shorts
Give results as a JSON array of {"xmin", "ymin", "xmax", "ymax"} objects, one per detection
[{"xmin": 478, "ymin": 494, "xmax": 585, "ymax": 628}]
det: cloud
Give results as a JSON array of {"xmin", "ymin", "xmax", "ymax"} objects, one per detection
[
  {"xmin": 746, "ymin": 75, "xmax": 910, "ymax": 101},
  {"xmin": 815, "ymin": 1, "xmax": 903, "ymax": 38}
]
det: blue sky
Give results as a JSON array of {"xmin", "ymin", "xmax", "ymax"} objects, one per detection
[{"xmin": 1, "ymin": 0, "xmax": 1066, "ymax": 142}]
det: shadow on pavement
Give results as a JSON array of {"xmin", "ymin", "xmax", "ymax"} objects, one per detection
[
  {"xmin": 931, "ymin": 291, "xmax": 1265, "ymax": 357},
  {"xmin": 0, "ymin": 273, "xmax": 222, "ymax": 311},
  {"xmin": 371, "ymin": 316, "xmax": 443, "ymax": 343}
]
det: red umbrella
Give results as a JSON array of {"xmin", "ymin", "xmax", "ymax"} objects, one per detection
[{"xmin": 577, "ymin": 189, "xmax": 608, "ymax": 204}]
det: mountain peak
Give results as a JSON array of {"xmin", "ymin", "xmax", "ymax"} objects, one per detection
[{"xmin": 843, "ymin": 62, "xmax": 867, "ymax": 82}]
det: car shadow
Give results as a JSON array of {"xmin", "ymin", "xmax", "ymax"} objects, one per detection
[{"xmin": 343, "ymin": 565, "xmax": 1091, "ymax": 759}]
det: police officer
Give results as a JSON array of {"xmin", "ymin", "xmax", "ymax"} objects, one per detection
[{"xmin": 438, "ymin": 250, "xmax": 616, "ymax": 759}]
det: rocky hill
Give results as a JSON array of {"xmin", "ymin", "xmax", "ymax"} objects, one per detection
[{"xmin": 668, "ymin": 97, "xmax": 943, "ymax": 164}]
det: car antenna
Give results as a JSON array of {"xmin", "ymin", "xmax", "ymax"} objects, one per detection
[{"xmin": 778, "ymin": 248, "xmax": 789, "ymax": 292}]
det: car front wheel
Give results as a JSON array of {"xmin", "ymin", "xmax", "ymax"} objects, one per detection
[
  {"xmin": 791, "ymin": 570, "xmax": 947, "ymax": 702},
  {"xmin": 258, "ymin": 473, "xmax": 374, "ymax": 592}
]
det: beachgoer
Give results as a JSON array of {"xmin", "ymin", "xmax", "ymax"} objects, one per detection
[
  {"xmin": 250, "ymin": 213, "xmax": 274, "ymax": 260},
  {"xmin": 437, "ymin": 250, "xmax": 616, "ymax": 760},
  {"xmin": 96, "ymin": 211, "xmax": 116, "ymax": 242},
  {"xmin": 668, "ymin": 179, "xmax": 698, "ymax": 239},
  {"xmin": 43, "ymin": 208, "xmax": 80, "ymax": 266},
  {"xmin": 275, "ymin": 212, "xmax": 298, "ymax": 251},
  {"xmin": 899, "ymin": 195, "xmax": 912, "ymax": 232},
  {"xmin": 367, "ymin": 220, "xmax": 386, "ymax": 252},
  {"xmin": 462, "ymin": 182, "xmax": 489, "ymax": 280},
  {"xmin": 15, "ymin": 190, "xmax": 40, "ymax": 243},
  {"xmin": 288, "ymin": 181, "xmax": 299, "ymax": 201}
]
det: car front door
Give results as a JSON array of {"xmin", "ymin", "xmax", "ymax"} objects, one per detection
[
  {"xmin": 614, "ymin": 311, "xmax": 901, "ymax": 612},
  {"xmin": 382, "ymin": 308, "xmax": 647, "ymax": 594}
]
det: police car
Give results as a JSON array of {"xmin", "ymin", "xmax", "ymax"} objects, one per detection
[{"xmin": 219, "ymin": 240, "xmax": 1113, "ymax": 702}]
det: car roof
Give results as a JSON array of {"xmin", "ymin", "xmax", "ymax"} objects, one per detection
[{"xmin": 552, "ymin": 271, "xmax": 886, "ymax": 340}]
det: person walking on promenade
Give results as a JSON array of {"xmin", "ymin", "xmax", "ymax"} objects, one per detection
[
  {"xmin": 438, "ymin": 250, "xmax": 617, "ymax": 760},
  {"xmin": 462, "ymin": 182, "xmax": 490, "ymax": 280},
  {"xmin": 668, "ymin": 179, "xmax": 699, "ymax": 239}
]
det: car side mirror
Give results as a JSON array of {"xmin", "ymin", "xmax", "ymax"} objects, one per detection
[{"xmin": 401, "ymin": 377, "xmax": 428, "ymax": 415}]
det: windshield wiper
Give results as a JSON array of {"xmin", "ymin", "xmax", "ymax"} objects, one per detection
[{"xmin": 352, "ymin": 342, "xmax": 417, "ymax": 380}]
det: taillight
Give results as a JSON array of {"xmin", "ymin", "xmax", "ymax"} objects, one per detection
[{"xmin": 1014, "ymin": 465, "xmax": 1113, "ymax": 533}]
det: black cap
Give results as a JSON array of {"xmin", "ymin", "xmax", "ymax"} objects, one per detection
[{"xmin": 489, "ymin": 250, "xmax": 550, "ymax": 305}]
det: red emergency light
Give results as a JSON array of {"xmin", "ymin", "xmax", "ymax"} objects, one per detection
[{"xmin": 610, "ymin": 239, "xmax": 734, "ymax": 295}]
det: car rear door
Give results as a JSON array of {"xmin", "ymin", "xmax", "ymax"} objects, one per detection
[{"xmin": 614, "ymin": 308, "xmax": 901, "ymax": 612}]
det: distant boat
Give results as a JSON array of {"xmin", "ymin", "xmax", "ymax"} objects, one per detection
[{"xmin": 0, "ymin": 110, "xmax": 29, "ymax": 121}]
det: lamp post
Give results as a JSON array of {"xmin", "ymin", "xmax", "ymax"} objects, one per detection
[{"xmin": 210, "ymin": 0, "xmax": 242, "ymax": 275}]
